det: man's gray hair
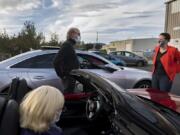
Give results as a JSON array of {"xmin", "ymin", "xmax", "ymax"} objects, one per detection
[{"xmin": 66, "ymin": 27, "xmax": 80, "ymax": 40}]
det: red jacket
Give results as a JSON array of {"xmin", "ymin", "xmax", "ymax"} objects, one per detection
[{"xmin": 152, "ymin": 45, "xmax": 180, "ymax": 81}]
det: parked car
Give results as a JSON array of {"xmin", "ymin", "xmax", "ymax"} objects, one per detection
[
  {"xmin": 89, "ymin": 51, "xmax": 126, "ymax": 66},
  {"xmin": 143, "ymin": 50, "xmax": 154, "ymax": 59},
  {"xmin": 110, "ymin": 51, "xmax": 148, "ymax": 67},
  {"xmin": 0, "ymin": 47, "xmax": 152, "ymax": 93},
  {"xmin": 0, "ymin": 69, "xmax": 180, "ymax": 135}
]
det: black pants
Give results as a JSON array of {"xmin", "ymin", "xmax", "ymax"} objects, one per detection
[
  {"xmin": 152, "ymin": 73, "xmax": 172, "ymax": 92},
  {"xmin": 62, "ymin": 76, "xmax": 76, "ymax": 93}
]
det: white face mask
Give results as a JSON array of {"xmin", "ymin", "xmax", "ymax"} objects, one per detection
[
  {"xmin": 53, "ymin": 110, "xmax": 62, "ymax": 123},
  {"xmin": 74, "ymin": 35, "xmax": 81, "ymax": 43}
]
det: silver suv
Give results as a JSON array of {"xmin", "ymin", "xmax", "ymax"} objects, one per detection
[{"xmin": 0, "ymin": 48, "xmax": 152, "ymax": 92}]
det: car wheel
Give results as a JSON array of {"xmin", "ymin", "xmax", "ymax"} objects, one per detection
[
  {"xmin": 137, "ymin": 61, "xmax": 144, "ymax": 67},
  {"xmin": 134, "ymin": 81, "xmax": 151, "ymax": 88}
]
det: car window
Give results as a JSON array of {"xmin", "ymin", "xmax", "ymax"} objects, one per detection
[
  {"xmin": 110, "ymin": 52, "xmax": 117, "ymax": 55},
  {"xmin": 109, "ymin": 56, "xmax": 116, "ymax": 60},
  {"xmin": 125, "ymin": 52, "xmax": 131, "ymax": 57},
  {"xmin": 78, "ymin": 54, "xmax": 107, "ymax": 67},
  {"xmin": 11, "ymin": 53, "xmax": 56, "ymax": 68},
  {"xmin": 99, "ymin": 54, "xmax": 110, "ymax": 59},
  {"xmin": 130, "ymin": 52, "xmax": 135, "ymax": 57},
  {"xmin": 125, "ymin": 52, "xmax": 134, "ymax": 57},
  {"xmin": 117, "ymin": 51, "xmax": 123, "ymax": 56}
]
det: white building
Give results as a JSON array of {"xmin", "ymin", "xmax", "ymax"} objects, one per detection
[
  {"xmin": 165, "ymin": 0, "xmax": 180, "ymax": 50},
  {"xmin": 102, "ymin": 38, "xmax": 158, "ymax": 55}
]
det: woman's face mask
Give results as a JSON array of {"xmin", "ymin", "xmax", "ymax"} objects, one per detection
[
  {"xmin": 158, "ymin": 39, "xmax": 168, "ymax": 47},
  {"xmin": 158, "ymin": 35, "xmax": 168, "ymax": 47}
]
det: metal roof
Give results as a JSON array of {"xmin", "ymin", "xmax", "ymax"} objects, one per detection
[{"xmin": 165, "ymin": 0, "xmax": 177, "ymax": 4}]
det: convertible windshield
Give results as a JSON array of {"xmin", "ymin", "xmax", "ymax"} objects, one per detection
[
  {"xmin": 102, "ymin": 77, "xmax": 179, "ymax": 133},
  {"xmin": 142, "ymin": 98, "xmax": 180, "ymax": 127}
]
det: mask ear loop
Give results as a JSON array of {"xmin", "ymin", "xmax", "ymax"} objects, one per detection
[{"xmin": 52, "ymin": 110, "xmax": 62, "ymax": 123}]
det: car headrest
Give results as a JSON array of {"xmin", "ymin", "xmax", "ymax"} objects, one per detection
[
  {"xmin": 0, "ymin": 97, "xmax": 6, "ymax": 121},
  {"xmin": 9, "ymin": 78, "xmax": 30, "ymax": 104},
  {"xmin": 0, "ymin": 97, "xmax": 19, "ymax": 135},
  {"xmin": 8, "ymin": 78, "xmax": 20, "ymax": 98}
]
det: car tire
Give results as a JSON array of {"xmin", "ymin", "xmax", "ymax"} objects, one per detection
[
  {"xmin": 137, "ymin": 61, "xmax": 144, "ymax": 67},
  {"xmin": 134, "ymin": 81, "xmax": 151, "ymax": 88}
]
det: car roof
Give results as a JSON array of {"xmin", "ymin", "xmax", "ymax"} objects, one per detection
[{"xmin": 0, "ymin": 49, "xmax": 118, "ymax": 68}]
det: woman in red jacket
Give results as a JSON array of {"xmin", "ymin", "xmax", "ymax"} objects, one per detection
[{"xmin": 152, "ymin": 33, "xmax": 180, "ymax": 92}]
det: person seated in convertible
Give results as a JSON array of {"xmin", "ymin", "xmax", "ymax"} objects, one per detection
[{"xmin": 20, "ymin": 85, "xmax": 64, "ymax": 135}]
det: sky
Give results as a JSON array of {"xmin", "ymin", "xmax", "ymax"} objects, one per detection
[{"xmin": 0, "ymin": 0, "xmax": 165, "ymax": 43}]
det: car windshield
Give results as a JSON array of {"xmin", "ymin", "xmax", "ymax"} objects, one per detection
[
  {"xmin": 142, "ymin": 98, "xmax": 180, "ymax": 123},
  {"xmin": 101, "ymin": 77, "xmax": 180, "ymax": 132}
]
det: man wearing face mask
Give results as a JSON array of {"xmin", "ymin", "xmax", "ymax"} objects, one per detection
[
  {"xmin": 152, "ymin": 32, "xmax": 180, "ymax": 92},
  {"xmin": 53, "ymin": 27, "xmax": 80, "ymax": 93}
]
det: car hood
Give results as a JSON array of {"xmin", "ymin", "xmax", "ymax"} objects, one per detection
[
  {"xmin": 86, "ymin": 66, "xmax": 151, "ymax": 78},
  {"xmin": 127, "ymin": 88, "xmax": 180, "ymax": 113}
]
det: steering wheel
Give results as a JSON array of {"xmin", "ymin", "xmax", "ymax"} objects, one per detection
[{"xmin": 86, "ymin": 95, "xmax": 103, "ymax": 121}]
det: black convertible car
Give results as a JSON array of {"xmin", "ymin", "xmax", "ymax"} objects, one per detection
[{"xmin": 0, "ymin": 69, "xmax": 180, "ymax": 135}]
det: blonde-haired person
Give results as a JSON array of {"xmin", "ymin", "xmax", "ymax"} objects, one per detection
[{"xmin": 20, "ymin": 85, "xmax": 64, "ymax": 135}]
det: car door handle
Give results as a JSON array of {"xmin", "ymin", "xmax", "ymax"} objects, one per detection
[{"xmin": 33, "ymin": 76, "xmax": 45, "ymax": 80}]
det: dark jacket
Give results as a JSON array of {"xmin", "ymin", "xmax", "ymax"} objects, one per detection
[
  {"xmin": 53, "ymin": 39, "xmax": 80, "ymax": 78},
  {"xmin": 21, "ymin": 125, "xmax": 63, "ymax": 135}
]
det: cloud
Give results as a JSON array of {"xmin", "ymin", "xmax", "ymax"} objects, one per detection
[
  {"xmin": 0, "ymin": 0, "xmax": 41, "ymax": 12},
  {"xmin": 0, "ymin": 0, "xmax": 165, "ymax": 43}
]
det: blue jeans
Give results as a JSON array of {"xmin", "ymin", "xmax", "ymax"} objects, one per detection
[{"xmin": 152, "ymin": 73, "xmax": 172, "ymax": 92}]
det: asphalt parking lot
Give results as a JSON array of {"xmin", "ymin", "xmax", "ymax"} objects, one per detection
[{"xmin": 136, "ymin": 65, "xmax": 180, "ymax": 95}]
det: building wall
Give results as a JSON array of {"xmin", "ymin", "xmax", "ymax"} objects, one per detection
[
  {"xmin": 165, "ymin": 0, "xmax": 180, "ymax": 49},
  {"xmin": 125, "ymin": 40, "xmax": 133, "ymax": 51},
  {"xmin": 170, "ymin": 38, "xmax": 180, "ymax": 49},
  {"xmin": 102, "ymin": 40, "xmax": 128, "ymax": 53},
  {"xmin": 114, "ymin": 41, "xmax": 126, "ymax": 51},
  {"xmin": 133, "ymin": 38, "xmax": 157, "ymax": 52},
  {"xmin": 102, "ymin": 38, "xmax": 157, "ymax": 54}
]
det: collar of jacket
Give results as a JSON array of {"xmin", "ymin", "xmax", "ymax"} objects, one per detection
[{"xmin": 156, "ymin": 44, "xmax": 171, "ymax": 52}]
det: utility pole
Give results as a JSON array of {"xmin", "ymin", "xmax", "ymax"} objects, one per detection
[
  {"xmin": 94, "ymin": 32, "xmax": 98, "ymax": 50},
  {"xmin": 96, "ymin": 31, "xmax": 98, "ymax": 43}
]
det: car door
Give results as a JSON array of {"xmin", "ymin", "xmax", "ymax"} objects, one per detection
[
  {"xmin": 116, "ymin": 51, "xmax": 131, "ymax": 65},
  {"xmin": 124, "ymin": 51, "xmax": 137, "ymax": 65},
  {"xmin": 10, "ymin": 53, "xmax": 63, "ymax": 90}
]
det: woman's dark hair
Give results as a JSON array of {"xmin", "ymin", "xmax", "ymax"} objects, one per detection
[{"xmin": 159, "ymin": 33, "xmax": 171, "ymax": 42}]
